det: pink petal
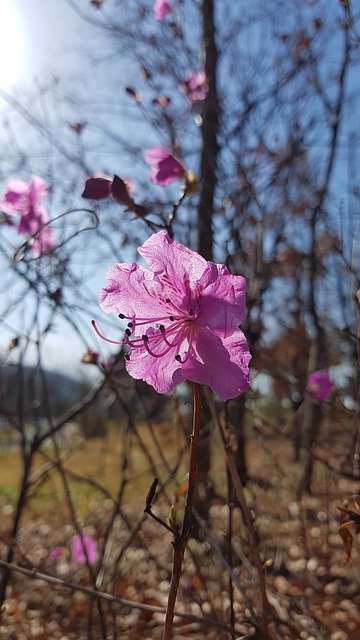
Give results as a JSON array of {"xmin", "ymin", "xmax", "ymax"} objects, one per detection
[
  {"xmin": 199, "ymin": 265, "xmax": 247, "ymax": 337},
  {"xmin": 125, "ymin": 329, "xmax": 183, "ymax": 394},
  {"xmin": 152, "ymin": 157, "xmax": 185, "ymax": 185},
  {"xmin": 306, "ymin": 370, "xmax": 334, "ymax": 402},
  {"xmin": 28, "ymin": 176, "xmax": 48, "ymax": 205},
  {"xmin": 71, "ymin": 535, "xmax": 98, "ymax": 564},
  {"xmin": 179, "ymin": 329, "xmax": 251, "ymax": 401},
  {"xmin": 126, "ymin": 327, "xmax": 251, "ymax": 401},
  {"xmin": 144, "ymin": 147, "xmax": 172, "ymax": 164},
  {"xmin": 31, "ymin": 226, "xmax": 56, "ymax": 256},
  {"xmin": 0, "ymin": 179, "xmax": 28, "ymax": 213},
  {"xmin": 138, "ymin": 231, "xmax": 208, "ymax": 292},
  {"xmin": 154, "ymin": 0, "xmax": 171, "ymax": 20},
  {"xmin": 99, "ymin": 262, "xmax": 169, "ymax": 324}
]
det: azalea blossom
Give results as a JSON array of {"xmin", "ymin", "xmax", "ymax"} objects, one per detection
[
  {"xmin": 0, "ymin": 176, "xmax": 55, "ymax": 256},
  {"xmin": 94, "ymin": 231, "xmax": 250, "ymax": 401},
  {"xmin": 144, "ymin": 148, "xmax": 186, "ymax": 186},
  {"xmin": 48, "ymin": 546, "xmax": 63, "ymax": 561},
  {"xmin": 154, "ymin": 0, "xmax": 171, "ymax": 20},
  {"xmin": 305, "ymin": 370, "xmax": 334, "ymax": 403},
  {"xmin": 180, "ymin": 71, "xmax": 208, "ymax": 103},
  {"xmin": 71, "ymin": 534, "xmax": 98, "ymax": 565}
]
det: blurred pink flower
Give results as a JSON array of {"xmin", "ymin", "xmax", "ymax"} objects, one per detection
[
  {"xmin": 180, "ymin": 71, "xmax": 208, "ymax": 103},
  {"xmin": 48, "ymin": 546, "xmax": 63, "ymax": 561},
  {"xmin": 305, "ymin": 370, "xmax": 334, "ymax": 403},
  {"xmin": 154, "ymin": 0, "xmax": 171, "ymax": 20},
  {"xmin": 144, "ymin": 148, "xmax": 186, "ymax": 186},
  {"xmin": 95, "ymin": 231, "xmax": 251, "ymax": 400},
  {"xmin": 0, "ymin": 176, "xmax": 55, "ymax": 256},
  {"xmin": 71, "ymin": 535, "xmax": 98, "ymax": 565}
]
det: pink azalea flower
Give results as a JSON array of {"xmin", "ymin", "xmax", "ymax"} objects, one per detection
[
  {"xmin": 0, "ymin": 176, "xmax": 55, "ymax": 256},
  {"xmin": 144, "ymin": 148, "xmax": 186, "ymax": 186},
  {"xmin": 94, "ymin": 231, "xmax": 251, "ymax": 401},
  {"xmin": 180, "ymin": 71, "xmax": 208, "ymax": 103},
  {"xmin": 154, "ymin": 0, "xmax": 171, "ymax": 20},
  {"xmin": 48, "ymin": 546, "xmax": 63, "ymax": 561},
  {"xmin": 305, "ymin": 370, "xmax": 334, "ymax": 403},
  {"xmin": 71, "ymin": 534, "xmax": 98, "ymax": 565}
]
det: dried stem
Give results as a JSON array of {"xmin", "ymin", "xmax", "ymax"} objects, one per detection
[
  {"xmin": 161, "ymin": 382, "xmax": 202, "ymax": 640},
  {"xmin": 0, "ymin": 559, "xmax": 235, "ymax": 635}
]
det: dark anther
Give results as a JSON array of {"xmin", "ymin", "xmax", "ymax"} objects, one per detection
[
  {"xmin": 159, "ymin": 324, "xmax": 165, "ymax": 332},
  {"xmin": 125, "ymin": 354, "xmax": 130, "ymax": 361},
  {"xmin": 165, "ymin": 298, "xmax": 171, "ymax": 303},
  {"xmin": 188, "ymin": 309, "xmax": 194, "ymax": 316},
  {"xmin": 169, "ymin": 315, "xmax": 175, "ymax": 322},
  {"xmin": 127, "ymin": 321, "xmax": 133, "ymax": 328},
  {"xmin": 125, "ymin": 328, "xmax": 131, "ymax": 336},
  {"xmin": 142, "ymin": 334, "xmax": 149, "ymax": 342},
  {"xmin": 119, "ymin": 313, "xmax": 125, "ymax": 319},
  {"xmin": 175, "ymin": 354, "xmax": 181, "ymax": 362}
]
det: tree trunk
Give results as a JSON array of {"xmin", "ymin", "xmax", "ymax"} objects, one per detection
[
  {"xmin": 194, "ymin": 0, "xmax": 220, "ymax": 516},
  {"xmin": 197, "ymin": 0, "xmax": 219, "ymax": 261}
]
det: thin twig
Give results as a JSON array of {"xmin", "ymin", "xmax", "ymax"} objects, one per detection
[
  {"xmin": 161, "ymin": 382, "xmax": 202, "ymax": 640},
  {"xmin": 0, "ymin": 559, "xmax": 238, "ymax": 635},
  {"xmin": 204, "ymin": 387, "xmax": 271, "ymax": 639}
]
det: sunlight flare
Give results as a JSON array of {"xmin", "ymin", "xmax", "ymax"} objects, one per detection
[{"xmin": 0, "ymin": 1, "xmax": 26, "ymax": 89}]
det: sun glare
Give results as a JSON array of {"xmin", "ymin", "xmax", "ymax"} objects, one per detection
[{"xmin": 0, "ymin": 1, "xmax": 26, "ymax": 90}]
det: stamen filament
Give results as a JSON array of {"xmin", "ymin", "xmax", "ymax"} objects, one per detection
[
  {"xmin": 92, "ymin": 320, "xmax": 128, "ymax": 345},
  {"xmin": 118, "ymin": 312, "xmax": 183, "ymax": 323}
]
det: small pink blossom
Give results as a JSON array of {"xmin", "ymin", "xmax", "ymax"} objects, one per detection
[
  {"xmin": 180, "ymin": 71, "xmax": 208, "ymax": 103},
  {"xmin": 94, "ymin": 231, "xmax": 251, "ymax": 401},
  {"xmin": 154, "ymin": 0, "xmax": 171, "ymax": 20},
  {"xmin": 71, "ymin": 535, "xmax": 98, "ymax": 565},
  {"xmin": 144, "ymin": 148, "xmax": 186, "ymax": 186},
  {"xmin": 305, "ymin": 370, "xmax": 334, "ymax": 403},
  {"xmin": 0, "ymin": 176, "xmax": 55, "ymax": 256},
  {"xmin": 48, "ymin": 546, "xmax": 63, "ymax": 561}
]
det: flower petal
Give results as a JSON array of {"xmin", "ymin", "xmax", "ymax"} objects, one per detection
[
  {"xmin": 139, "ymin": 231, "xmax": 208, "ymax": 291},
  {"xmin": 28, "ymin": 176, "xmax": 48, "ymax": 205},
  {"xmin": 125, "ymin": 335, "xmax": 182, "ymax": 395},
  {"xmin": 179, "ymin": 328, "xmax": 251, "ymax": 401},
  {"xmin": 144, "ymin": 147, "xmax": 171, "ymax": 164},
  {"xmin": 99, "ymin": 262, "xmax": 169, "ymax": 323},
  {"xmin": 0, "ymin": 179, "xmax": 28, "ymax": 213},
  {"xmin": 199, "ymin": 265, "xmax": 247, "ymax": 337}
]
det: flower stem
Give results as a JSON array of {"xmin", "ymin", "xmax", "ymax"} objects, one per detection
[{"xmin": 162, "ymin": 382, "xmax": 202, "ymax": 640}]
